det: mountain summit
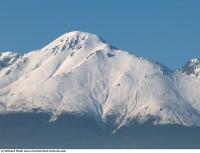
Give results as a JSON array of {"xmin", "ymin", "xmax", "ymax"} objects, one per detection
[
  {"xmin": 0, "ymin": 31, "xmax": 200, "ymax": 131},
  {"xmin": 180, "ymin": 58, "xmax": 200, "ymax": 78}
]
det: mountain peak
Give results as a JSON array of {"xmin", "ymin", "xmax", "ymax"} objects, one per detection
[
  {"xmin": 1, "ymin": 31, "xmax": 200, "ymax": 130},
  {"xmin": 42, "ymin": 31, "xmax": 107, "ymax": 53},
  {"xmin": 180, "ymin": 58, "xmax": 200, "ymax": 78}
]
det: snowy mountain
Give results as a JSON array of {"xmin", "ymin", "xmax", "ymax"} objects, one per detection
[
  {"xmin": 0, "ymin": 31, "xmax": 200, "ymax": 131},
  {"xmin": 180, "ymin": 58, "xmax": 200, "ymax": 78}
]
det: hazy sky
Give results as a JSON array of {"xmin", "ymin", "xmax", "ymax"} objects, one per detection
[{"xmin": 0, "ymin": 0, "xmax": 200, "ymax": 70}]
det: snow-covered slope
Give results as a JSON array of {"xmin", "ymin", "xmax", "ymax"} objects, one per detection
[{"xmin": 0, "ymin": 31, "xmax": 200, "ymax": 131}]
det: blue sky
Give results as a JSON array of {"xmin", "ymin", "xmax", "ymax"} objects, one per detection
[{"xmin": 0, "ymin": 0, "xmax": 200, "ymax": 70}]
